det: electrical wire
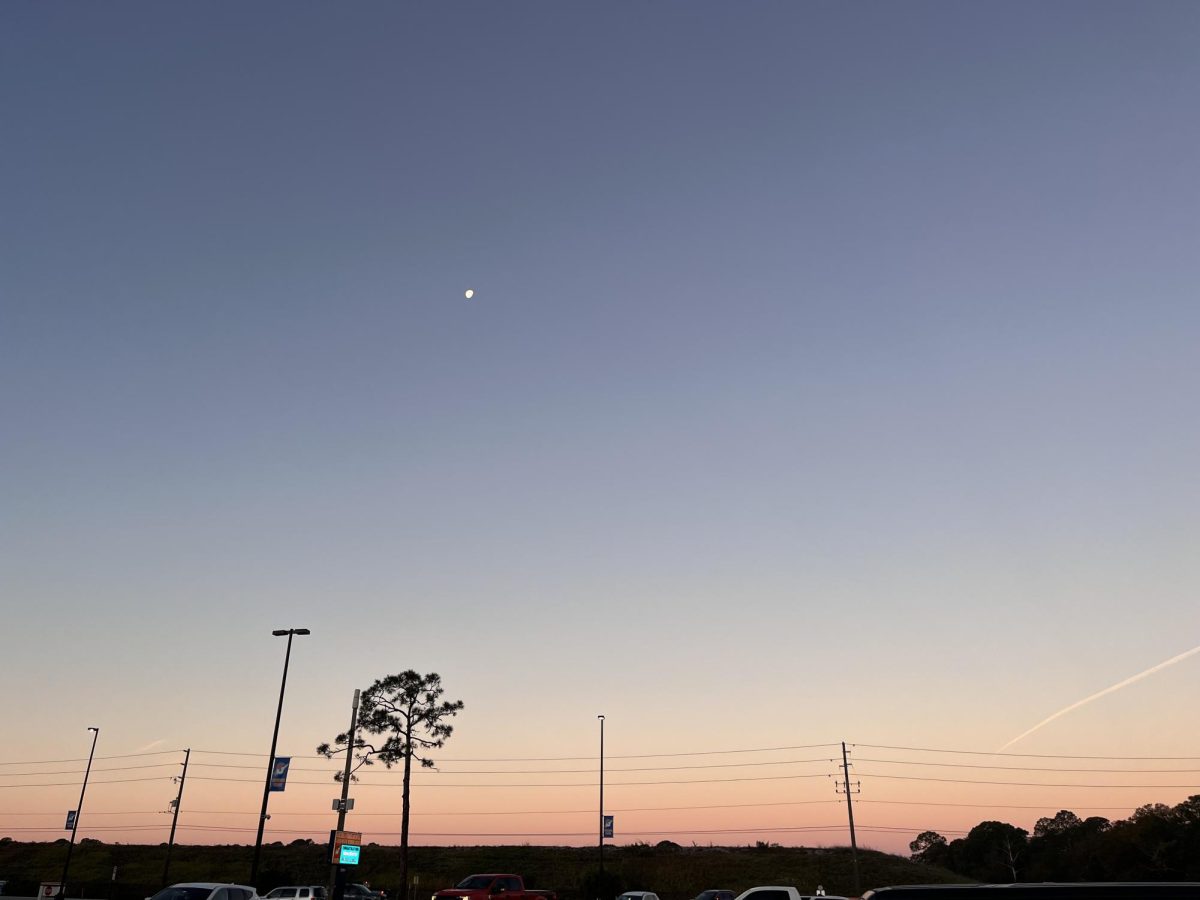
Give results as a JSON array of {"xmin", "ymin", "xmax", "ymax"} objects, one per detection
[
  {"xmin": 0, "ymin": 750, "xmax": 183, "ymax": 765},
  {"xmin": 853, "ymin": 743, "xmax": 1200, "ymax": 761},
  {"xmin": 0, "ymin": 776, "xmax": 175, "ymax": 788},
  {"xmin": 858, "ymin": 771, "xmax": 1200, "ymax": 788},
  {"xmin": 189, "ymin": 743, "xmax": 841, "ymax": 763},
  {"xmin": 854, "ymin": 757, "xmax": 1200, "ymax": 773},
  {"xmin": 0, "ymin": 763, "xmax": 181, "ymax": 777},
  {"xmin": 858, "ymin": 799, "xmax": 1146, "ymax": 810},
  {"xmin": 186, "ymin": 757, "xmax": 838, "ymax": 775},
  {"xmin": 187, "ymin": 772, "xmax": 835, "ymax": 787}
]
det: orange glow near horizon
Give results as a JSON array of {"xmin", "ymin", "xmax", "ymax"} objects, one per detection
[{"xmin": 4, "ymin": 742, "xmax": 1196, "ymax": 857}]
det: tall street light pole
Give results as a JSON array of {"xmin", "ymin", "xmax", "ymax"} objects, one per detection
[
  {"xmin": 597, "ymin": 715, "xmax": 605, "ymax": 878},
  {"xmin": 59, "ymin": 726, "xmax": 99, "ymax": 899},
  {"xmin": 251, "ymin": 627, "xmax": 310, "ymax": 887}
]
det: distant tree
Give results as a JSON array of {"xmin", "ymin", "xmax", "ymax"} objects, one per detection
[
  {"xmin": 910, "ymin": 831, "xmax": 950, "ymax": 867},
  {"xmin": 1034, "ymin": 810, "xmax": 1083, "ymax": 838},
  {"xmin": 1026, "ymin": 810, "xmax": 1113, "ymax": 881},
  {"xmin": 317, "ymin": 670, "xmax": 463, "ymax": 900},
  {"xmin": 956, "ymin": 821, "xmax": 1028, "ymax": 881}
]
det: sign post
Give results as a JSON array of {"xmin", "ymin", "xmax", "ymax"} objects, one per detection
[
  {"xmin": 330, "ymin": 830, "xmax": 362, "ymax": 865},
  {"xmin": 602, "ymin": 815, "xmax": 614, "ymax": 838}
]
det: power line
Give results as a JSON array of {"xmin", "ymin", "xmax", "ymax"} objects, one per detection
[
  {"xmin": 853, "ymin": 744, "xmax": 1200, "ymax": 761},
  {"xmin": 0, "ymin": 763, "xmax": 181, "ymax": 777},
  {"xmin": 859, "ymin": 799, "xmax": 1145, "ymax": 810},
  {"xmin": 855, "ymin": 757, "xmax": 1200, "ymax": 773},
  {"xmin": 186, "ymin": 757, "xmax": 838, "ymax": 775},
  {"xmin": 166, "ymin": 830, "xmax": 864, "ymax": 844},
  {"xmin": 859, "ymin": 772, "xmax": 1200, "ymax": 788},
  {"xmin": 187, "ymin": 772, "xmax": 835, "ymax": 788},
  {"xmin": 189, "ymin": 743, "xmax": 840, "ymax": 763},
  {"xmin": 0, "ymin": 776, "xmax": 174, "ymax": 788},
  {"xmin": 0, "ymin": 751, "xmax": 182, "ymax": 766},
  {"xmin": 10, "ymin": 742, "xmax": 1199, "ymax": 769},
  {"xmin": 8, "ymin": 768, "xmax": 1194, "ymax": 791}
]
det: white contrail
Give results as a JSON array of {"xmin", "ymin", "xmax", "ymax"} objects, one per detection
[
  {"xmin": 1000, "ymin": 643, "xmax": 1200, "ymax": 751},
  {"xmin": 133, "ymin": 739, "xmax": 165, "ymax": 753}
]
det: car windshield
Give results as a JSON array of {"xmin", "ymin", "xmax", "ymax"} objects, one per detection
[
  {"xmin": 457, "ymin": 879, "xmax": 495, "ymax": 890},
  {"xmin": 150, "ymin": 889, "xmax": 214, "ymax": 900}
]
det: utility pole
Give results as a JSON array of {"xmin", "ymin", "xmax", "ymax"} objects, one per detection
[
  {"xmin": 162, "ymin": 749, "xmax": 191, "ymax": 886},
  {"xmin": 330, "ymin": 689, "xmax": 361, "ymax": 900},
  {"xmin": 59, "ymin": 726, "xmax": 100, "ymax": 900},
  {"xmin": 597, "ymin": 715, "xmax": 605, "ymax": 879},
  {"xmin": 837, "ymin": 741, "xmax": 861, "ymax": 896}
]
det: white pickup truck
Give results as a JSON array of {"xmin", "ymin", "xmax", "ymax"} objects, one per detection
[{"xmin": 734, "ymin": 888, "xmax": 848, "ymax": 900}]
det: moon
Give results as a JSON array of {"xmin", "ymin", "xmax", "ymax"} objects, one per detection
[{"xmin": 464, "ymin": 289, "xmax": 474, "ymax": 299}]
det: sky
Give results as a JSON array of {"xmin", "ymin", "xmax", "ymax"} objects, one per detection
[{"xmin": 3, "ymin": 0, "xmax": 1200, "ymax": 861}]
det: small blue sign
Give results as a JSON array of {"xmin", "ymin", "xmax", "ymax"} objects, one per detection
[
  {"xmin": 338, "ymin": 844, "xmax": 361, "ymax": 865},
  {"xmin": 65, "ymin": 810, "xmax": 77, "ymax": 831},
  {"xmin": 602, "ymin": 815, "xmax": 614, "ymax": 838},
  {"xmin": 269, "ymin": 757, "xmax": 291, "ymax": 792}
]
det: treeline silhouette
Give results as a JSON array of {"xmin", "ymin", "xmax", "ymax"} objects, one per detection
[{"xmin": 910, "ymin": 795, "xmax": 1200, "ymax": 882}]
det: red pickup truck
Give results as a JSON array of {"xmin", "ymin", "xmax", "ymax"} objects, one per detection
[{"xmin": 433, "ymin": 875, "xmax": 555, "ymax": 900}]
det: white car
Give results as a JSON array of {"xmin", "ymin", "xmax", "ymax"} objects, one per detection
[
  {"xmin": 148, "ymin": 884, "xmax": 258, "ymax": 900},
  {"xmin": 264, "ymin": 890, "xmax": 327, "ymax": 900},
  {"xmin": 618, "ymin": 893, "xmax": 661, "ymax": 900}
]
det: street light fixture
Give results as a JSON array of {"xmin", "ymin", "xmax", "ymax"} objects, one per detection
[
  {"xmin": 59, "ymin": 726, "xmax": 99, "ymax": 899},
  {"xmin": 250, "ymin": 628, "xmax": 310, "ymax": 887}
]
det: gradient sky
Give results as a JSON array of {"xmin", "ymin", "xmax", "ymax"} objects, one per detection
[{"xmin": 3, "ymin": 1, "xmax": 1200, "ymax": 859}]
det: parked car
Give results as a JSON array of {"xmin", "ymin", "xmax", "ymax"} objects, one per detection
[
  {"xmin": 618, "ymin": 892, "xmax": 661, "ymax": 900},
  {"xmin": 693, "ymin": 891, "xmax": 735, "ymax": 900},
  {"xmin": 264, "ymin": 889, "xmax": 326, "ymax": 900},
  {"xmin": 148, "ymin": 884, "xmax": 259, "ymax": 900},
  {"xmin": 345, "ymin": 886, "xmax": 381, "ymax": 900},
  {"xmin": 433, "ymin": 875, "xmax": 555, "ymax": 900},
  {"xmin": 862, "ymin": 887, "xmax": 1200, "ymax": 900},
  {"xmin": 733, "ymin": 889, "xmax": 846, "ymax": 900}
]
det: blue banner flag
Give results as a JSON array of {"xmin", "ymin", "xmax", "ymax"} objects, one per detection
[{"xmin": 270, "ymin": 757, "xmax": 291, "ymax": 791}]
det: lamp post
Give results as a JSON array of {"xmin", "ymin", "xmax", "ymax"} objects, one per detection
[
  {"xmin": 59, "ymin": 726, "xmax": 99, "ymax": 899},
  {"xmin": 250, "ymin": 627, "xmax": 309, "ymax": 887},
  {"xmin": 597, "ymin": 715, "xmax": 605, "ymax": 877}
]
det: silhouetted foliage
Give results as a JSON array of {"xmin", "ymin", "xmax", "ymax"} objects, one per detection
[
  {"xmin": 580, "ymin": 867, "xmax": 623, "ymax": 900},
  {"xmin": 910, "ymin": 795, "xmax": 1200, "ymax": 882},
  {"xmin": 910, "ymin": 831, "xmax": 950, "ymax": 868},
  {"xmin": 317, "ymin": 671, "xmax": 463, "ymax": 900}
]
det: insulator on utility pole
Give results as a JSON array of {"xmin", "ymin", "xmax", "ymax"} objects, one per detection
[{"xmin": 839, "ymin": 741, "xmax": 861, "ymax": 897}]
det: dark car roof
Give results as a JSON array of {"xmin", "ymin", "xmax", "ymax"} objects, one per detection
[{"xmin": 864, "ymin": 885, "xmax": 1200, "ymax": 900}]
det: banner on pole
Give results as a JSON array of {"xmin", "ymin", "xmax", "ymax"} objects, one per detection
[{"xmin": 270, "ymin": 757, "xmax": 291, "ymax": 791}]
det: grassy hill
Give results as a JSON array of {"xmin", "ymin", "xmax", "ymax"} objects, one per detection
[{"xmin": 0, "ymin": 839, "xmax": 967, "ymax": 900}]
